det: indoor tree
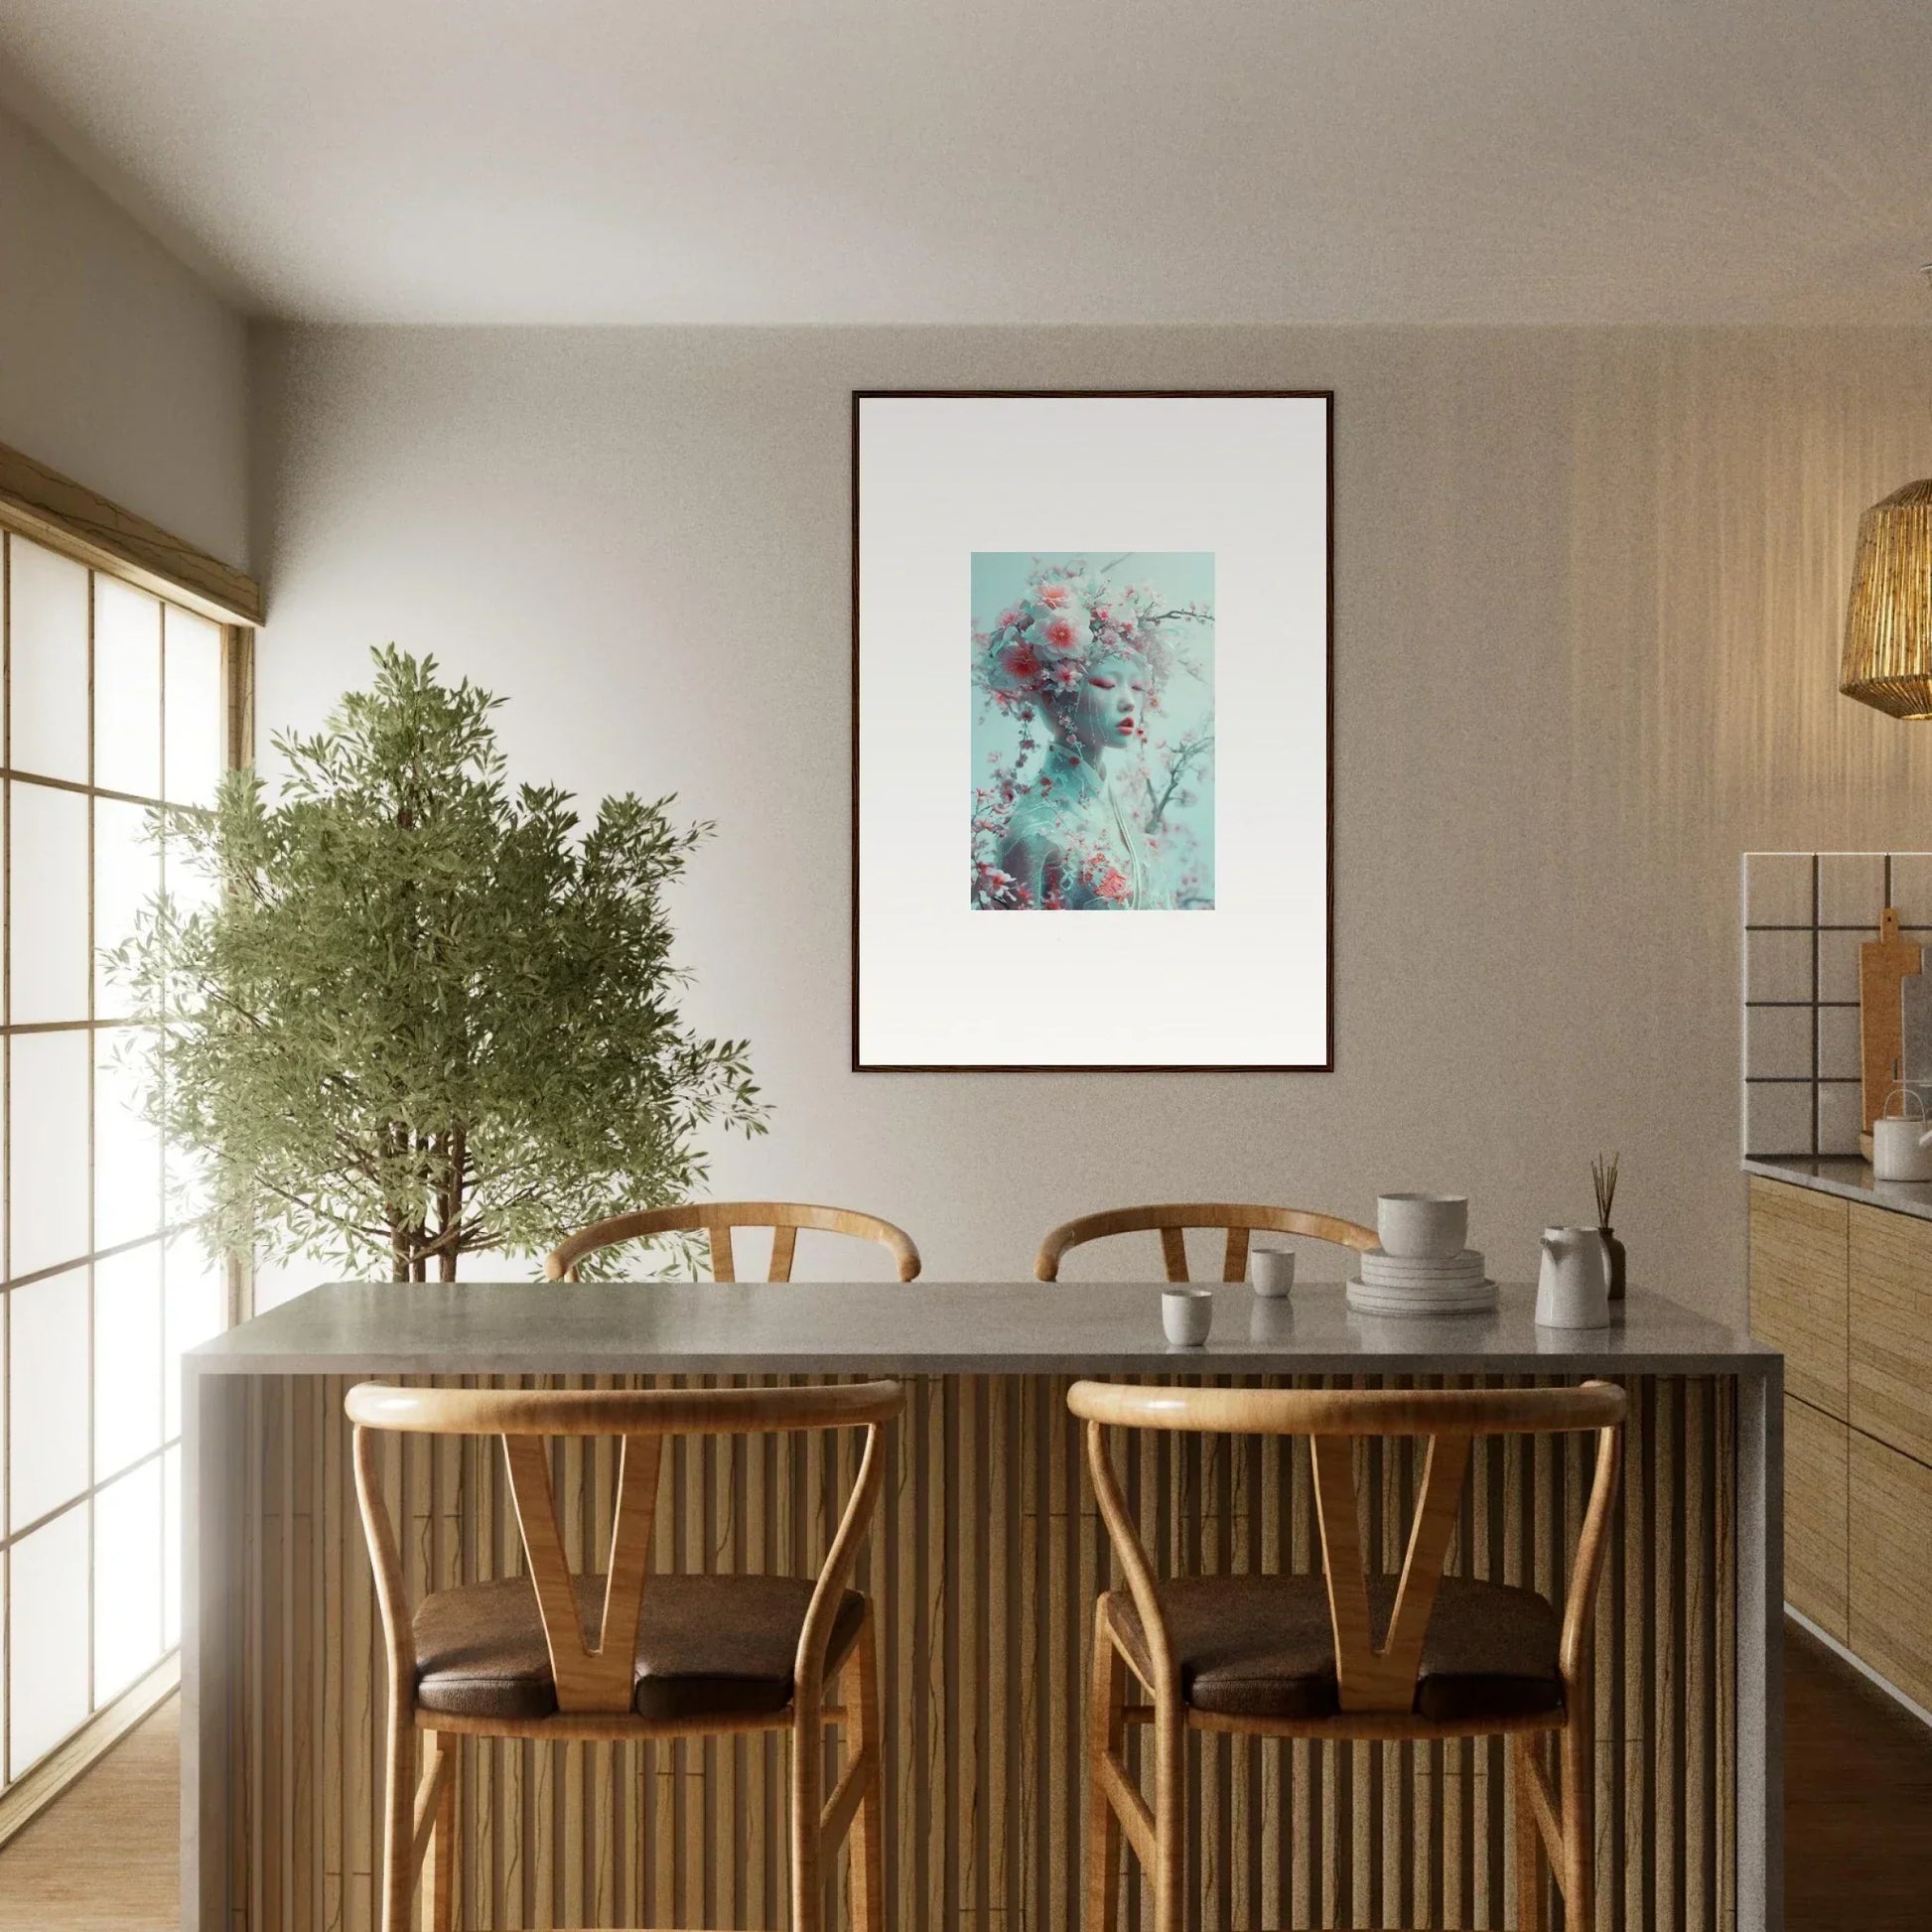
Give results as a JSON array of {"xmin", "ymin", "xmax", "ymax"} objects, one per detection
[{"xmin": 108, "ymin": 645, "xmax": 766, "ymax": 1281}]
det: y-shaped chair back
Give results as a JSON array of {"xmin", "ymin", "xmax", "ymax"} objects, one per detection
[
  {"xmin": 346, "ymin": 1378, "xmax": 903, "ymax": 1932},
  {"xmin": 545, "ymin": 1199, "xmax": 920, "ymax": 1283},
  {"xmin": 1035, "ymin": 1201, "xmax": 1375, "ymax": 1285},
  {"xmin": 1066, "ymin": 1378, "xmax": 1625, "ymax": 1932}
]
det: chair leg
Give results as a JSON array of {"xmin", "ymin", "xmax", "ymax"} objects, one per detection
[
  {"xmin": 1085, "ymin": 1606, "xmax": 1126, "ymax": 1932},
  {"xmin": 1512, "ymin": 1734, "xmax": 1546, "ymax": 1932},
  {"xmin": 1560, "ymin": 1691, "xmax": 1594, "ymax": 1926},
  {"xmin": 848, "ymin": 1605, "xmax": 887, "ymax": 1932},
  {"xmin": 791, "ymin": 1691, "xmax": 826, "ymax": 1932},
  {"xmin": 427, "ymin": 1734, "xmax": 457, "ymax": 1932},
  {"xmin": 1151, "ymin": 1691, "xmax": 1186, "ymax": 1932},
  {"xmin": 378, "ymin": 1701, "xmax": 415, "ymax": 1932}
]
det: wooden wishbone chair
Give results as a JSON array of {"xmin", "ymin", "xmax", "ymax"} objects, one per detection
[
  {"xmin": 1035, "ymin": 1201, "xmax": 1376, "ymax": 1284},
  {"xmin": 545, "ymin": 1200, "xmax": 920, "ymax": 1283},
  {"xmin": 345, "ymin": 1378, "xmax": 904, "ymax": 1932},
  {"xmin": 1068, "ymin": 1379, "xmax": 1626, "ymax": 1932}
]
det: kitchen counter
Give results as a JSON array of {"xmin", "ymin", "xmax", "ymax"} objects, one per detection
[
  {"xmin": 192, "ymin": 1277, "xmax": 1775, "ymax": 1377},
  {"xmin": 1744, "ymin": 1153, "xmax": 1932, "ymax": 1225},
  {"xmin": 183, "ymin": 1279, "xmax": 1784, "ymax": 1931}
]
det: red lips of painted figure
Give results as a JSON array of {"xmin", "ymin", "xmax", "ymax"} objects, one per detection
[{"xmin": 1077, "ymin": 664, "xmax": 1145, "ymax": 753}]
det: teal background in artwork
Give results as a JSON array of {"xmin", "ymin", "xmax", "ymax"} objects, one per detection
[{"xmin": 971, "ymin": 550, "xmax": 1215, "ymax": 908}]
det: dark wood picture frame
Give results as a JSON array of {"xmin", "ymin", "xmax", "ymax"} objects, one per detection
[{"xmin": 851, "ymin": 388, "xmax": 1334, "ymax": 1073}]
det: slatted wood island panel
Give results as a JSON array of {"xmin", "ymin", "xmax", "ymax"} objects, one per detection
[{"xmin": 183, "ymin": 1282, "xmax": 1783, "ymax": 1931}]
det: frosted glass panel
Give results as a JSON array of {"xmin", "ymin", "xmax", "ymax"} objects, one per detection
[
  {"xmin": 94, "ymin": 1243, "xmax": 162, "ymax": 1478},
  {"xmin": 163, "ymin": 1234, "xmax": 223, "ymax": 1439},
  {"xmin": 94, "ymin": 796, "xmax": 160, "ymax": 1019},
  {"xmin": 9, "ymin": 780, "xmax": 88, "ymax": 1024},
  {"xmin": 94, "ymin": 1031, "xmax": 162, "ymax": 1250},
  {"xmin": 162, "ymin": 608, "xmax": 224, "ymax": 808},
  {"xmin": 7, "ymin": 537, "xmax": 88, "ymax": 782},
  {"xmin": 10, "ymin": 1030, "xmax": 90, "ymax": 1277},
  {"xmin": 8, "ymin": 1266, "xmax": 89, "ymax": 1527},
  {"xmin": 163, "ymin": 1443, "xmax": 182, "ymax": 1649},
  {"xmin": 93, "ymin": 577, "xmax": 162, "ymax": 799},
  {"xmin": 94, "ymin": 1459, "xmax": 163, "ymax": 1700},
  {"xmin": 9, "ymin": 1505, "xmax": 89, "ymax": 1772}
]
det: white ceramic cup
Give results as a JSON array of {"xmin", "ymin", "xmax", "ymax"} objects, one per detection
[
  {"xmin": 1250, "ymin": 1249, "xmax": 1297, "ymax": 1298},
  {"xmin": 1376, "ymin": 1192, "xmax": 1468, "ymax": 1259},
  {"xmin": 1162, "ymin": 1287, "xmax": 1214, "ymax": 1346}
]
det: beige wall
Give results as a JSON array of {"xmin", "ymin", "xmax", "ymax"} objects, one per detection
[
  {"xmin": 249, "ymin": 324, "xmax": 1932, "ymax": 1312},
  {"xmin": 0, "ymin": 99, "xmax": 249, "ymax": 566}
]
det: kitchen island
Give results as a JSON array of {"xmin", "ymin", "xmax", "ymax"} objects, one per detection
[{"xmin": 183, "ymin": 1281, "xmax": 1781, "ymax": 1931}]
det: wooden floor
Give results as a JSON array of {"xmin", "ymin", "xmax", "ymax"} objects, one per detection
[
  {"xmin": 1783, "ymin": 1621, "xmax": 1932, "ymax": 1932},
  {"xmin": 0, "ymin": 1624, "xmax": 1925, "ymax": 1928},
  {"xmin": 0, "ymin": 1697, "xmax": 178, "ymax": 1929}
]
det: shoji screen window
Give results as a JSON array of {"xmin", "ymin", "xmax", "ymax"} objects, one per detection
[{"xmin": 1, "ymin": 530, "xmax": 232, "ymax": 1792}]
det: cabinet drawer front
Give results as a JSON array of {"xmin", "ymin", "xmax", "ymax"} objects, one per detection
[
  {"xmin": 1850, "ymin": 1202, "xmax": 1932, "ymax": 1466},
  {"xmin": 1748, "ymin": 1178, "xmax": 1849, "ymax": 1419},
  {"xmin": 1849, "ymin": 1431, "xmax": 1932, "ymax": 1714},
  {"xmin": 1785, "ymin": 1396, "xmax": 1849, "ymax": 1640}
]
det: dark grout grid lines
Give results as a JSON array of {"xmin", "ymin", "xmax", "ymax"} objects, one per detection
[{"xmin": 1742, "ymin": 852, "xmax": 1932, "ymax": 1158}]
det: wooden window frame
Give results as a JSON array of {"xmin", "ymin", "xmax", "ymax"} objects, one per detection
[{"xmin": 0, "ymin": 436, "xmax": 260, "ymax": 1846}]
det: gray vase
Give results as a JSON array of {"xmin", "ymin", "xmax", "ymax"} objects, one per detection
[{"xmin": 1600, "ymin": 1227, "xmax": 1626, "ymax": 1301}]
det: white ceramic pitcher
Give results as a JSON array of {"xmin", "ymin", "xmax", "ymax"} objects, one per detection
[{"xmin": 1535, "ymin": 1225, "xmax": 1611, "ymax": 1329}]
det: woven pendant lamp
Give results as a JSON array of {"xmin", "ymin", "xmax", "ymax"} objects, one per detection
[{"xmin": 1842, "ymin": 479, "xmax": 1932, "ymax": 718}]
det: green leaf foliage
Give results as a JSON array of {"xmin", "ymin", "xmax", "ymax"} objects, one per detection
[{"xmin": 105, "ymin": 646, "xmax": 767, "ymax": 1281}]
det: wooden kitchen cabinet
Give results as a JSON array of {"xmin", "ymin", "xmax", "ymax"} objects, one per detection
[
  {"xmin": 1751, "ymin": 1173, "xmax": 1932, "ymax": 1717},
  {"xmin": 1850, "ymin": 1200, "xmax": 1932, "ymax": 1466},
  {"xmin": 1749, "ymin": 1176, "xmax": 1848, "ymax": 1419},
  {"xmin": 1849, "ymin": 1428, "xmax": 1932, "ymax": 1714},
  {"xmin": 1784, "ymin": 1394, "xmax": 1850, "ymax": 1641}
]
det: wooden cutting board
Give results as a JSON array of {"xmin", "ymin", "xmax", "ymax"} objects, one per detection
[{"xmin": 1862, "ymin": 907, "xmax": 1923, "ymax": 1139}]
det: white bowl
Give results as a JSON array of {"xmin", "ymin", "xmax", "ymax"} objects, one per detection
[{"xmin": 1376, "ymin": 1192, "xmax": 1469, "ymax": 1259}]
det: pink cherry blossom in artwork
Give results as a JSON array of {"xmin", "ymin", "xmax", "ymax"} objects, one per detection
[{"xmin": 1030, "ymin": 609, "xmax": 1086, "ymax": 656}]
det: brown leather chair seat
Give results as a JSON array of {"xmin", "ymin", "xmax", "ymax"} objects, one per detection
[
  {"xmin": 413, "ymin": 1573, "xmax": 866, "ymax": 1724},
  {"xmin": 1105, "ymin": 1574, "xmax": 1563, "ymax": 1724}
]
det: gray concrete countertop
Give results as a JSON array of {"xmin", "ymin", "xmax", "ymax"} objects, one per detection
[
  {"xmin": 189, "ymin": 1280, "xmax": 1774, "ymax": 1379},
  {"xmin": 1744, "ymin": 1154, "xmax": 1932, "ymax": 1225}
]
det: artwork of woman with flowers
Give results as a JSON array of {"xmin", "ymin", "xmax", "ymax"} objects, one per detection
[{"xmin": 971, "ymin": 552, "xmax": 1214, "ymax": 910}]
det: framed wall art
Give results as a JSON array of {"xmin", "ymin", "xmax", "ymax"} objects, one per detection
[{"xmin": 852, "ymin": 390, "xmax": 1332, "ymax": 1071}]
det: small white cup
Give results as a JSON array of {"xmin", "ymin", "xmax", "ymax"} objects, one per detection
[
  {"xmin": 1250, "ymin": 1249, "xmax": 1297, "ymax": 1298},
  {"xmin": 1377, "ymin": 1192, "xmax": 1468, "ymax": 1259},
  {"xmin": 1162, "ymin": 1287, "xmax": 1214, "ymax": 1346}
]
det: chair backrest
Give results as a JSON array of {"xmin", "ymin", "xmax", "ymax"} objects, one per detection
[
  {"xmin": 345, "ymin": 1379, "xmax": 904, "ymax": 1717},
  {"xmin": 544, "ymin": 1200, "xmax": 921, "ymax": 1284},
  {"xmin": 1066, "ymin": 1380, "xmax": 1626, "ymax": 1714},
  {"xmin": 1035, "ymin": 1201, "xmax": 1377, "ymax": 1285}
]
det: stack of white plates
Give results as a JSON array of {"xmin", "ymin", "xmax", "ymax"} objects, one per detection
[{"xmin": 1346, "ymin": 1247, "xmax": 1497, "ymax": 1315}]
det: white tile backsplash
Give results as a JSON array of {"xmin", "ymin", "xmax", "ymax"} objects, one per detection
[
  {"xmin": 1816, "ymin": 1081, "xmax": 1863, "ymax": 1156},
  {"xmin": 1745, "ymin": 927, "xmax": 1814, "ymax": 1003},
  {"xmin": 1817, "ymin": 1004, "xmax": 1863, "ymax": 1081},
  {"xmin": 1891, "ymin": 853, "xmax": 1932, "ymax": 929},
  {"xmin": 1745, "ymin": 1004, "xmax": 1812, "ymax": 1080},
  {"xmin": 1818, "ymin": 927, "xmax": 1873, "ymax": 1005},
  {"xmin": 1744, "ymin": 852, "xmax": 1813, "ymax": 927},
  {"xmin": 1819, "ymin": 852, "xmax": 1888, "ymax": 927},
  {"xmin": 1745, "ymin": 1080, "xmax": 1814, "ymax": 1158},
  {"xmin": 1743, "ymin": 854, "xmax": 1932, "ymax": 1159}
]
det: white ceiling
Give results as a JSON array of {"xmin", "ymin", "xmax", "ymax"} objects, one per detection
[{"xmin": 2, "ymin": 0, "xmax": 1929, "ymax": 326}]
